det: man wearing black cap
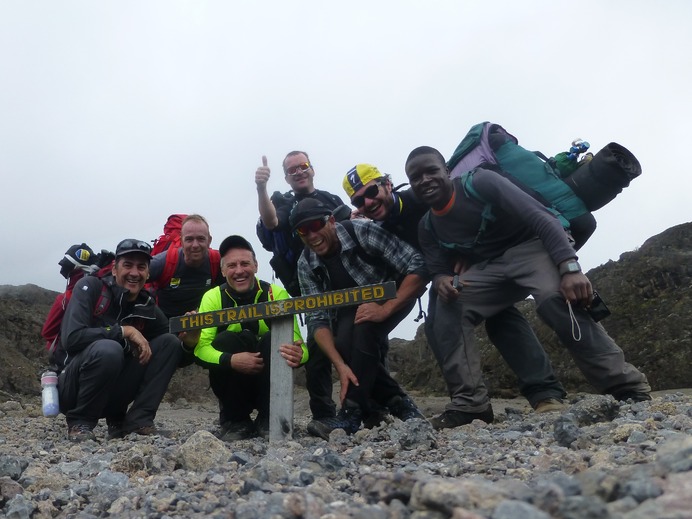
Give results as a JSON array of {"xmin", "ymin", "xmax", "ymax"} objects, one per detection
[
  {"xmin": 291, "ymin": 198, "xmax": 428, "ymax": 439},
  {"xmin": 194, "ymin": 235, "xmax": 308, "ymax": 441},
  {"xmin": 58, "ymin": 239, "xmax": 190, "ymax": 441}
]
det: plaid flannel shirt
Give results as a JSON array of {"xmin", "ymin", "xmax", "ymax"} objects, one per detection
[{"xmin": 296, "ymin": 219, "xmax": 427, "ymax": 336}]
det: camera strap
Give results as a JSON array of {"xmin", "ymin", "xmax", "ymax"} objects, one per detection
[{"xmin": 566, "ymin": 300, "xmax": 582, "ymax": 342}]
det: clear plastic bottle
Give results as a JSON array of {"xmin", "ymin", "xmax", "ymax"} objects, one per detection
[{"xmin": 41, "ymin": 371, "xmax": 60, "ymax": 417}]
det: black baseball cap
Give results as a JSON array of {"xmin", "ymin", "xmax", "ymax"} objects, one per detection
[
  {"xmin": 115, "ymin": 239, "xmax": 153, "ymax": 260},
  {"xmin": 289, "ymin": 198, "xmax": 333, "ymax": 231},
  {"xmin": 219, "ymin": 235, "xmax": 255, "ymax": 257}
]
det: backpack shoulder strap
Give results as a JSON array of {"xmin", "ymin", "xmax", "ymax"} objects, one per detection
[
  {"xmin": 459, "ymin": 171, "xmax": 495, "ymax": 245},
  {"xmin": 209, "ymin": 249, "xmax": 221, "ymax": 283},
  {"xmin": 157, "ymin": 246, "xmax": 180, "ymax": 289},
  {"xmin": 93, "ymin": 282, "xmax": 111, "ymax": 317},
  {"xmin": 257, "ymin": 280, "xmax": 273, "ymax": 303}
]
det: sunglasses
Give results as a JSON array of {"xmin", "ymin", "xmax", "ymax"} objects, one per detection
[
  {"xmin": 117, "ymin": 239, "xmax": 152, "ymax": 254},
  {"xmin": 285, "ymin": 162, "xmax": 312, "ymax": 177},
  {"xmin": 296, "ymin": 216, "xmax": 330, "ymax": 237},
  {"xmin": 351, "ymin": 183, "xmax": 381, "ymax": 208}
]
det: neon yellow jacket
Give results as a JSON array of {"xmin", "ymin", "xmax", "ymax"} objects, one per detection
[{"xmin": 194, "ymin": 278, "xmax": 306, "ymax": 368}]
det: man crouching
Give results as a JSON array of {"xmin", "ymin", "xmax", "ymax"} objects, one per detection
[{"xmin": 58, "ymin": 239, "xmax": 189, "ymax": 441}]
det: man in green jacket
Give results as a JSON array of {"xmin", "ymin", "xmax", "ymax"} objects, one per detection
[{"xmin": 195, "ymin": 235, "xmax": 307, "ymax": 440}]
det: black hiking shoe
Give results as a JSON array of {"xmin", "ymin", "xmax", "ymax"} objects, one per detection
[
  {"xmin": 307, "ymin": 400, "xmax": 362, "ymax": 440},
  {"xmin": 107, "ymin": 422, "xmax": 124, "ymax": 440},
  {"xmin": 386, "ymin": 395, "xmax": 426, "ymax": 421},
  {"xmin": 67, "ymin": 423, "xmax": 96, "ymax": 442},
  {"xmin": 616, "ymin": 391, "xmax": 652, "ymax": 403},
  {"xmin": 219, "ymin": 418, "xmax": 256, "ymax": 442},
  {"xmin": 430, "ymin": 406, "xmax": 494, "ymax": 430},
  {"xmin": 363, "ymin": 400, "xmax": 388, "ymax": 429},
  {"xmin": 254, "ymin": 412, "xmax": 269, "ymax": 439},
  {"xmin": 129, "ymin": 425, "xmax": 172, "ymax": 438}
]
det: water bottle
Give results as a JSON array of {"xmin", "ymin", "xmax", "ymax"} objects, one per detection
[
  {"xmin": 566, "ymin": 139, "xmax": 590, "ymax": 161},
  {"xmin": 41, "ymin": 371, "xmax": 60, "ymax": 417}
]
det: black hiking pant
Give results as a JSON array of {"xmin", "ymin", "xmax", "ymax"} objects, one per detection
[
  {"xmin": 208, "ymin": 330, "xmax": 272, "ymax": 425},
  {"xmin": 58, "ymin": 334, "xmax": 182, "ymax": 430},
  {"xmin": 333, "ymin": 301, "xmax": 415, "ymax": 415}
]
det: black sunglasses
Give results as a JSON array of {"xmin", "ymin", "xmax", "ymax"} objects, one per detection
[
  {"xmin": 117, "ymin": 239, "xmax": 152, "ymax": 254},
  {"xmin": 351, "ymin": 183, "xmax": 382, "ymax": 208}
]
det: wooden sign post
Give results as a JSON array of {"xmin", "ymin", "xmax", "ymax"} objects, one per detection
[{"xmin": 170, "ymin": 281, "xmax": 397, "ymax": 442}]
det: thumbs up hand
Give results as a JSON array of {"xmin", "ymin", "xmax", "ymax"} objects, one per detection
[{"xmin": 255, "ymin": 155, "xmax": 271, "ymax": 188}]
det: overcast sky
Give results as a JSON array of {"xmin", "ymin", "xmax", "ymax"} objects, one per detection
[{"xmin": 1, "ymin": 1, "xmax": 690, "ymax": 340}]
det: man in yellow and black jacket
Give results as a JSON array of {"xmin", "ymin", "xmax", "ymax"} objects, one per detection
[{"xmin": 195, "ymin": 235, "xmax": 307, "ymax": 441}]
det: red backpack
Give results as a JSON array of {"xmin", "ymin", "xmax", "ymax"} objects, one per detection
[
  {"xmin": 151, "ymin": 214, "xmax": 187, "ymax": 256},
  {"xmin": 42, "ymin": 249, "xmax": 115, "ymax": 370}
]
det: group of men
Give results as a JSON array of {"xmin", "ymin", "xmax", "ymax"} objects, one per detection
[{"xmin": 56, "ymin": 146, "xmax": 651, "ymax": 442}]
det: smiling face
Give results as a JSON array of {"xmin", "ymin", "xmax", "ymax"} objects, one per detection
[
  {"xmin": 221, "ymin": 248, "xmax": 258, "ymax": 294},
  {"xmin": 351, "ymin": 178, "xmax": 394, "ymax": 221},
  {"xmin": 405, "ymin": 153, "xmax": 454, "ymax": 210},
  {"xmin": 298, "ymin": 215, "xmax": 340, "ymax": 257},
  {"xmin": 112, "ymin": 253, "xmax": 150, "ymax": 301},
  {"xmin": 181, "ymin": 219, "xmax": 211, "ymax": 267},
  {"xmin": 283, "ymin": 152, "xmax": 315, "ymax": 195}
]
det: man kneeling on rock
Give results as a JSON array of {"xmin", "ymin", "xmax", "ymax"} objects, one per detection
[
  {"xmin": 59, "ymin": 239, "xmax": 193, "ymax": 441},
  {"xmin": 291, "ymin": 198, "xmax": 429, "ymax": 440},
  {"xmin": 194, "ymin": 235, "xmax": 308, "ymax": 441}
]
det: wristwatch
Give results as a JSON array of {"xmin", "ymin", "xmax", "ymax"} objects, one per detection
[{"xmin": 559, "ymin": 260, "xmax": 581, "ymax": 276}]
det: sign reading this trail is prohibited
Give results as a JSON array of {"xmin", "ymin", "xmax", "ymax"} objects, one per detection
[{"xmin": 169, "ymin": 281, "xmax": 396, "ymax": 333}]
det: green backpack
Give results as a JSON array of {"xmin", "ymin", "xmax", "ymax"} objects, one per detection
[{"xmin": 445, "ymin": 122, "xmax": 641, "ymax": 249}]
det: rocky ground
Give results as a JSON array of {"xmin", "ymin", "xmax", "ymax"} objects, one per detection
[{"xmin": 1, "ymin": 388, "xmax": 690, "ymax": 518}]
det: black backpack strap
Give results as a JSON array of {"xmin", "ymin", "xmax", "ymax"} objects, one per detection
[
  {"xmin": 217, "ymin": 281, "xmax": 273, "ymax": 335},
  {"xmin": 93, "ymin": 283, "xmax": 111, "ymax": 317}
]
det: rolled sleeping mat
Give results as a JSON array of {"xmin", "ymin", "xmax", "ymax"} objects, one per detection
[{"xmin": 563, "ymin": 142, "xmax": 642, "ymax": 211}]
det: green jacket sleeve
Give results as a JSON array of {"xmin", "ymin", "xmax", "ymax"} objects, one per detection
[{"xmin": 194, "ymin": 286, "xmax": 224, "ymax": 366}]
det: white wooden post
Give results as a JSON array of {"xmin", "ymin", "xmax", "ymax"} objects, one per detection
[{"xmin": 269, "ymin": 315, "xmax": 294, "ymax": 442}]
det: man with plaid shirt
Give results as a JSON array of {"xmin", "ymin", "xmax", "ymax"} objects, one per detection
[{"xmin": 290, "ymin": 198, "xmax": 428, "ymax": 439}]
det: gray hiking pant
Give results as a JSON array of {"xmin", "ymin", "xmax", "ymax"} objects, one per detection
[
  {"xmin": 58, "ymin": 334, "xmax": 182, "ymax": 429},
  {"xmin": 434, "ymin": 238, "xmax": 650, "ymax": 413},
  {"xmin": 426, "ymin": 286, "xmax": 566, "ymax": 408}
]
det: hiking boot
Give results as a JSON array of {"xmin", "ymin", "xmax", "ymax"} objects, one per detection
[
  {"xmin": 130, "ymin": 425, "xmax": 171, "ymax": 438},
  {"xmin": 363, "ymin": 400, "xmax": 388, "ymax": 429},
  {"xmin": 430, "ymin": 406, "xmax": 494, "ymax": 430},
  {"xmin": 616, "ymin": 391, "xmax": 652, "ymax": 402},
  {"xmin": 386, "ymin": 395, "xmax": 426, "ymax": 421},
  {"xmin": 534, "ymin": 398, "xmax": 567, "ymax": 414},
  {"xmin": 220, "ymin": 418, "xmax": 256, "ymax": 442},
  {"xmin": 363, "ymin": 407, "xmax": 388, "ymax": 429},
  {"xmin": 254, "ymin": 412, "xmax": 269, "ymax": 439},
  {"xmin": 307, "ymin": 400, "xmax": 362, "ymax": 440},
  {"xmin": 67, "ymin": 423, "xmax": 96, "ymax": 442},
  {"xmin": 107, "ymin": 422, "xmax": 124, "ymax": 440}
]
